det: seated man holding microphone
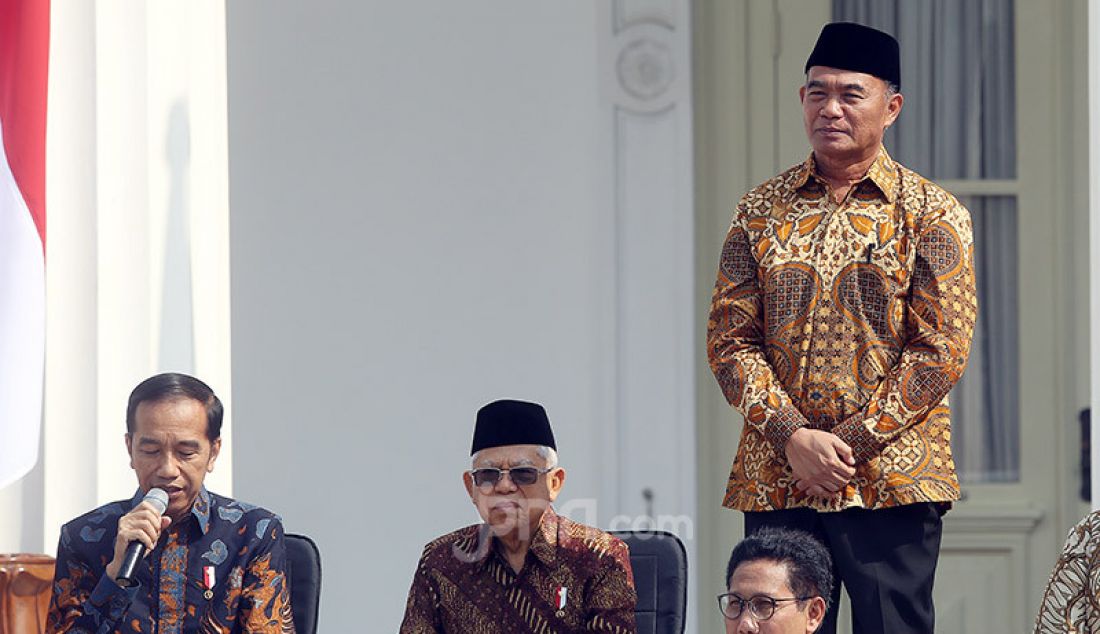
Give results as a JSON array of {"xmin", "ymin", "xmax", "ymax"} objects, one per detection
[{"xmin": 46, "ymin": 372, "xmax": 295, "ymax": 633}]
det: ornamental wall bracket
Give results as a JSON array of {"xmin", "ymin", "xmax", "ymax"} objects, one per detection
[{"xmin": 612, "ymin": 22, "xmax": 677, "ymax": 114}]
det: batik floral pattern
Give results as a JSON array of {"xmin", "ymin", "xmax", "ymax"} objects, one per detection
[
  {"xmin": 1035, "ymin": 511, "xmax": 1100, "ymax": 633},
  {"xmin": 46, "ymin": 489, "xmax": 296, "ymax": 634},
  {"xmin": 400, "ymin": 508, "xmax": 636, "ymax": 633},
  {"xmin": 707, "ymin": 149, "xmax": 976, "ymax": 512}
]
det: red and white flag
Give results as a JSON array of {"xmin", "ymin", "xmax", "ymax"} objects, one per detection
[{"xmin": 0, "ymin": 0, "xmax": 48, "ymax": 489}]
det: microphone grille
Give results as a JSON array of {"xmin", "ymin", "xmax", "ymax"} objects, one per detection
[{"xmin": 144, "ymin": 488, "xmax": 169, "ymax": 515}]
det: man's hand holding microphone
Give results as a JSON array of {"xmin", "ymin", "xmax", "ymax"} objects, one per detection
[{"xmin": 106, "ymin": 488, "xmax": 171, "ymax": 587}]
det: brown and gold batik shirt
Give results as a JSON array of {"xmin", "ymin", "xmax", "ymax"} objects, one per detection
[
  {"xmin": 400, "ymin": 507, "xmax": 636, "ymax": 633},
  {"xmin": 707, "ymin": 148, "xmax": 976, "ymax": 512}
]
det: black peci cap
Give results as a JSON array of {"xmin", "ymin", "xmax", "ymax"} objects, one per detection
[
  {"xmin": 471, "ymin": 399, "xmax": 556, "ymax": 455},
  {"xmin": 805, "ymin": 22, "xmax": 901, "ymax": 88}
]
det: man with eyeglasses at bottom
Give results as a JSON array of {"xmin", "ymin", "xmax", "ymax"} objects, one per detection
[
  {"xmin": 400, "ymin": 399, "xmax": 637, "ymax": 633},
  {"xmin": 719, "ymin": 527, "xmax": 832, "ymax": 634}
]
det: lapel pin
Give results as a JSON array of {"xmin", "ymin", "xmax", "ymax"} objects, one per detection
[
  {"xmin": 203, "ymin": 565, "xmax": 216, "ymax": 600},
  {"xmin": 555, "ymin": 585, "xmax": 567, "ymax": 617}
]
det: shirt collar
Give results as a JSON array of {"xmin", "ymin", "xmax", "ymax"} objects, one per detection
[
  {"xmin": 794, "ymin": 146, "xmax": 898, "ymax": 203},
  {"xmin": 127, "ymin": 487, "xmax": 212, "ymax": 535},
  {"xmin": 479, "ymin": 506, "xmax": 560, "ymax": 570},
  {"xmin": 527, "ymin": 506, "xmax": 559, "ymax": 567},
  {"xmin": 192, "ymin": 488, "xmax": 212, "ymax": 534}
]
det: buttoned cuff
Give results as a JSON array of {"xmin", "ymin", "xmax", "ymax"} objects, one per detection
[
  {"xmin": 764, "ymin": 407, "xmax": 810, "ymax": 455},
  {"xmin": 89, "ymin": 573, "xmax": 138, "ymax": 620}
]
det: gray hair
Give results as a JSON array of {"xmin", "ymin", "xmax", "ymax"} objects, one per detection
[
  {"xmin": 535, "ymin": 445, "xmax": 559, "ymax": 468},
  {"xmin": 471, "ymin": 445, "xmax": 559, "ymax": 469}
]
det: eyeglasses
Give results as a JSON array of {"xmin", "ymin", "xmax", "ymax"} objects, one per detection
[
  {"xmin": 469, "ymin": 466, "xmax": 554, "ymax": 488},
  {"xmin": 716, "ymin": 593, "xmax": 813, "ymax": 621}
]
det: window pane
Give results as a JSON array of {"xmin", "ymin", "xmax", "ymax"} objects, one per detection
[
  {"xmin": 833, "ymin": 0, "xmax": 1016, "ymax": 179},
  {"xmin": 952, "ymin": 196, "xmax": 1019, "ymax": 483},
  {"xmin": 833, "ymin": 1, "xmax": 1019, "ymax": 483}
]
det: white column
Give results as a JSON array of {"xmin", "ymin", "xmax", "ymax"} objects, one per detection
[
  {"xmin": 92, "ymin": 1, "xmax": 232, "ymax": 503},
  {"xmin": 600, "ymin": 0, "xmax": 698, "ymax": 631},
  {"xmin": 26, "ymin": 0, "xmax": 233, "ymax": 554},
  {"xmin": 39, "ymin": 0, "xmax": 102, "ymax": 555},
  {"xmin": 144, "ymin": 1, "xmax": 234, "ymax": 493},
  {"xmin": 94, "ymin": 0, "xmax": 154, "ymax": 504},
  {"xmin": 185, "ymin": 2, "xmax": 234, "ymax": 488},
  {"xmin": 1089, "ymin": 0, "xmax": 1100, "ymax": 509}
]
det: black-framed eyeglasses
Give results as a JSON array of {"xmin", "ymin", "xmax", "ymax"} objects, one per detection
[
  {"xmin": 469, "ymin": 466, "xmax": 554, "ymax": 488},
  {"xmin": 717, "ymin": 593, "xmax": 813, "ymax": 621}
]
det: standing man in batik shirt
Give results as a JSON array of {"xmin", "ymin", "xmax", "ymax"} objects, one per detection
[
  {"xmin": 47, "ymin": 373, "xmax": 296, "ymax": 634},
  {"xmin": 707, "ymin": 23, "xmax": 976, "ymax": 633},
  {"xmin": 400, "ymin": 399, "xmax": 637, "ymax": 633}
]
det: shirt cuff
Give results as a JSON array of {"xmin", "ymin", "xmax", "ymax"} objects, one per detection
[
  {"xmin": 89, "ymin": 573, "xmax": 139, "ymax": 617},
  {"xmin": 831, "ymin": 415, "xmax": 883, "ymax": 464},
  {"xmin": 764, "ymin": 406, "xmax": 809, "ymax": 454}
]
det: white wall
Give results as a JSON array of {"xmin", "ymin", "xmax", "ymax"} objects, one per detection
[{"xmin": 227, "ymin": 1, "xmax": 696, "ymax": 631}]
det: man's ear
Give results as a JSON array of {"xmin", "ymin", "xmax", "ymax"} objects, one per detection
[
  {"xmin": 463, "ymin": 470, "xmax": 475, "ymax": 500},
  {"xmin": 884, "ymin": 91, "xmax": 904, "ymax": 128},
  {"xmin": 546, "ymin": 467, "xmax": 566, "ymax": 502},
  {"xmin": 805, "ymin": 596, "xmax": 827, "ymax": 633},
  {"xmin": 799, "ymin": 84, "xmax": 807, "ymax": 102},
  {"xmin": 206, "ymin": 437, "xmax": 222, "ymax": 473},
  {"xmin": 125, "ymin": 433, "xmax": 134, "ymax": 469}
]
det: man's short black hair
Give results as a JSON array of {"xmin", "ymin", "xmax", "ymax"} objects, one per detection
[
  {"xmin": 726, "ymin": 527, "xmax": 834, "ymax": 610},
  {"xmin": 126, "ymin": 372, "xmax": 223, "ymax": 441}
]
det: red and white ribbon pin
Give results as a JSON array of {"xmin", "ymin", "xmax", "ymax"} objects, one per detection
[
  {"xmin": 556, "ymin": 586, "xmax": 568, "ymax": 610},
  {"xmin": 203, "ymin": 565, "xmax": 216, "ymax": 599}
]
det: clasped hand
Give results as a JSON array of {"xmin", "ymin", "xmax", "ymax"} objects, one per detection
[{"xmin": 784, "ymin": 428, "xmax": 856, "ymax": 498}]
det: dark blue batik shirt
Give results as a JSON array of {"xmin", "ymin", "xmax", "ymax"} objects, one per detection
[{"xmin": 46, "ymin": 488, "xmax": 295, "ymax": 634}]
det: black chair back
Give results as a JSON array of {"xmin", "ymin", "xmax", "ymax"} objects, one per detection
[
  {"xmin": 285, "ymin": 533, "xmax": 322, "ymax": 634},
  {"xmin": 611, "ymin": 530, "xmax": 687, "ymax": 634}
]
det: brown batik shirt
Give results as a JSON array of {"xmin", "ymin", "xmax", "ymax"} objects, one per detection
[
  {"xmin": 707, "ymin": 148, "xmax": 976, "ymax": 512},
  {"xmin": 400, "ymin": 507, "xmax": 636, "ymax": 633}
]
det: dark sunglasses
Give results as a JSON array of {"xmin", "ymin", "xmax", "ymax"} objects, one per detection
[{"xmin": 469, "ymin": 466, "xmax": 554, "ymax": 488}]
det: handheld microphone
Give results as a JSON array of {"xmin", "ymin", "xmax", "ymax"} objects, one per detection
[{"xmin": 116, "ymin": 488, "xmax": 169, "ymax": 588}]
